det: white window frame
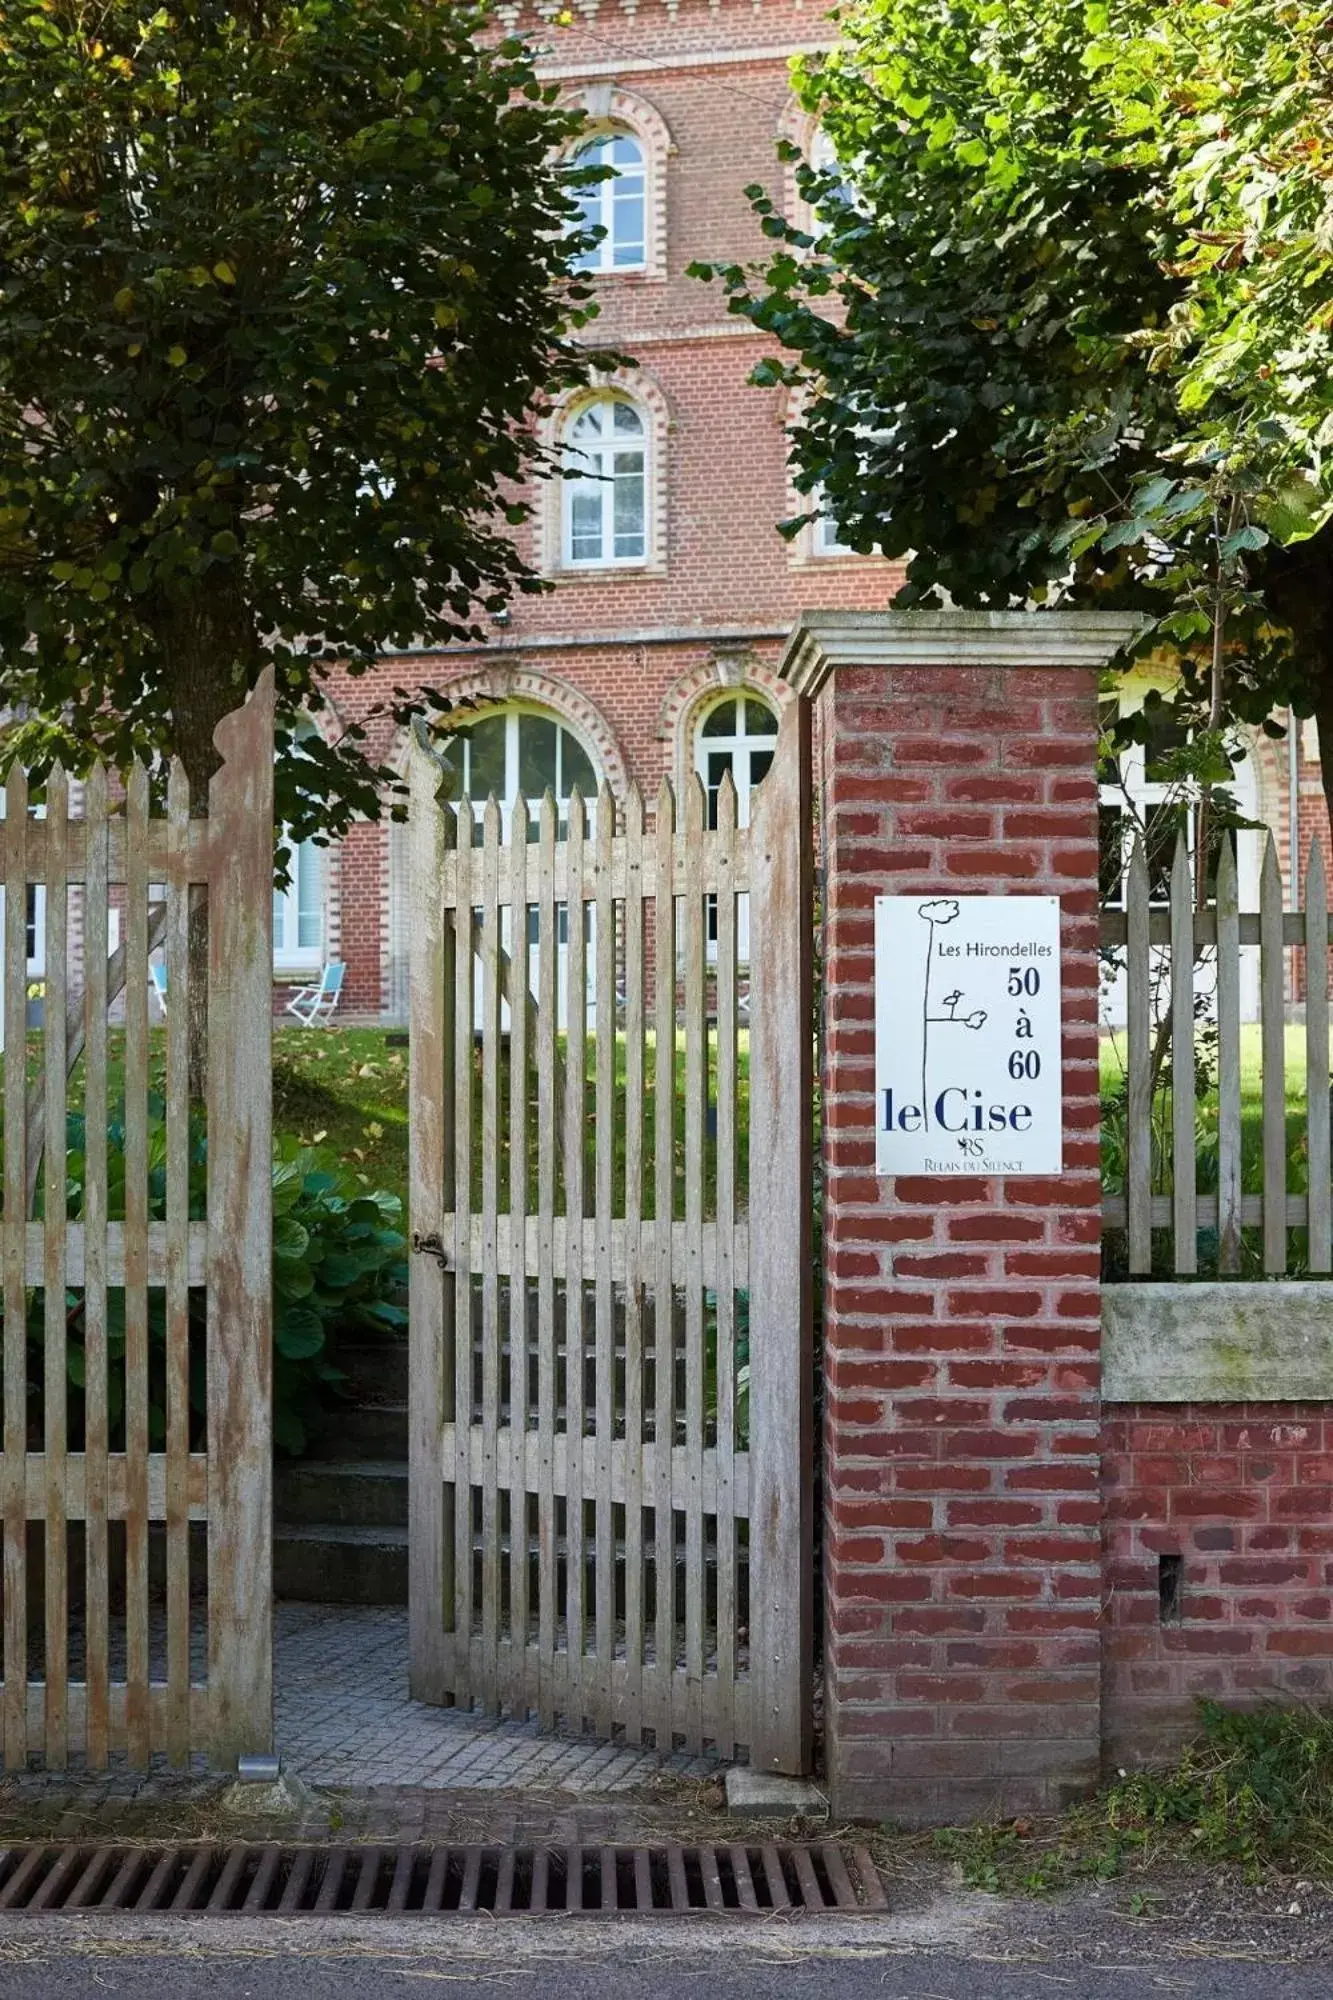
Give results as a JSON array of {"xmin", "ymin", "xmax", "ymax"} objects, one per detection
[
  {"xmin": 562, "ymin": 396, "xmax": 649, "ymax": 570},
  {"xmin": 273, "ymin": 835, "xmax": 325, "ymax": 972},
  {"xmin": 448, "ymin": 704, "xmax": 603, "ymax": 1031},
  {"xmin": 449, "ymin": 703, "xmax": 602, "ymax": 836},
  {"xmin": 693, "ymin": 691, "xmax": 780, "ymax": 963},
  {"xmin": 571, "ymin": 128, "xmax": 648, "ymax": 274}
]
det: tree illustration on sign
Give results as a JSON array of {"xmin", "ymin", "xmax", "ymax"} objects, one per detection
[{"xmin": 917, "ymin": 899, "xmax": 986, "ymax": 1128}]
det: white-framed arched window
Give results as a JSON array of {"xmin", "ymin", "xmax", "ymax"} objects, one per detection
[
  {"xmin": 693, "ymin": 692, "xmax": 779, "ymax": 830},
  {"xmin": 446, "ymin": 703, "xmax": 602, "ymax": 1029},
  {"xmin": 448, "ymin": 703, "xmax": 600, "ymax": 837},
  {"xmin": 809, "ymin": 125, "xmax": 863, "ymax": 220},
  {"xmin": 694, "ymin": 691, "xmax": 779, "ymax": 962},
  {"xmin": 571, "ymin": 129, "xmax": 647, "ymax": 273},
  {"xmin": 563, "ymin": 396, "xmax": 648, "ymax": 568}
]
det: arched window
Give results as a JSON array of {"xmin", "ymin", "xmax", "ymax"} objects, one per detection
[
  {"xmin": 809, "ymin": 126, "xmax": 860, "ymax": 216},
  {"xmin": 694, "ymin": 693, "xmax": 779, "ymax": 830},
  {"xmin": 693, "ymin": 692, "xmax": 779, "ymax": 960},
  {"xmin": 563, "ymin": 397, "xmax": 647, "ymax": 568},
  {"xmin": 571, "ymin": 130, "xmax": 647, "ymax": 272},
  {"xmin": 448, "ymin": 704, "xmax": 600, "ymax": 836}
]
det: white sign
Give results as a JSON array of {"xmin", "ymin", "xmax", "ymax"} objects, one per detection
[{"xmin": 874, "ymin": 895, "xmax": 1062, "ymax": 1177}]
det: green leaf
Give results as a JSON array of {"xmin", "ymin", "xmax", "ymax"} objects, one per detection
[
  {"xmin": 213, "ymin": 260, "xmax": 237, "ymax": 285},
  {"xmin": 276, "ymin": 1309, "xmax": 326, "ymax": 1360},
  {"xmin": 165, "ymin": 345, "xmax": 187, "ymax": 368},
  {"xmin": 274, "ymin": 1258, "xmax": 315, "ymax": 1300},
  {"xmin": 273, "ymin": 1215, "xmax": 310, "ymax": 1260}
]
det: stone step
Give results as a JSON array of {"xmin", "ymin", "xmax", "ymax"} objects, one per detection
[
  {"xmin": 273, "ymin": 1524, "xmax": 408, "ymax": 1606},
  {"xmin": 276, "ymin": 1459, "xmax": 408, "ymax": 1531},
  {"xmin": 332, "ymin": 1340, "xmax": 409, "ymax": 1404},
  {"xmin": 309, "ymin": 1401, "xmax": 408, "ymax": 1462}
]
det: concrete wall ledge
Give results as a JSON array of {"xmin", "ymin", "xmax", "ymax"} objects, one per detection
[{"xmin": 1103, "ymin": 1282, "xmax": 1333, "ymax": 1401}]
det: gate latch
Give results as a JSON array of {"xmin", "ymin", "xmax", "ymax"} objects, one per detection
[{"xmin": 411, "ymin": 1231, "xmax": 451, "ymax": 1270}]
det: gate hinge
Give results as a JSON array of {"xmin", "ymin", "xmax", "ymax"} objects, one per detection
[{"xmin": 411, "ymin": 1230, "xmax": 451, "ymax": 1270}]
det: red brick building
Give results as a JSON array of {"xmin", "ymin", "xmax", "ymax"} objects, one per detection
[
  {"xmin": 309, "ymin": 0, "xmax": 903, "ymax": 1018},
  {"xmin": 294, "ymin": 0, "xmax": 1326, "ymax": 1022}
]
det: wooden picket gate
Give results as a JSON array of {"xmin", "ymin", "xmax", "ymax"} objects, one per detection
[
  {"xmin": 0, "ymin": 672, "xmax": 274, "ymax": 1771},
  {"xmin": 407, "ymin": 703, "xmax": 813, "ymax": 1772}
]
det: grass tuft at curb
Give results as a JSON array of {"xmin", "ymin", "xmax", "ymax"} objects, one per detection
[{"xmin": 921, "ymin": 1701, "xmax": 1333, "ymax": 1893}]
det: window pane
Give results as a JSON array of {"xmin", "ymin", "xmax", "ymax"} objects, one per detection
[
  {"xmin": 465, "ymin": 714, "xmax": 508, "ymax": 802},
  {"xmin": 702, "ymin": 699, "xmax": 737, "ymax": 738},
  {"xmin": 612, "ymin": 402, "xmax": 644, "ymax": 436},
  {"xmin": 1143, "ymin": 703, "xmax": 1191, "ymax": 783},
  {"xmin": 706, "ymin": 749, "xmax": 733, "ymax": 831},
  {"xmin": 519, "ymin": 713, "xmax": 558, "ymax": 801},
  {"xmin": 749, "ymin": 748, "xmax": 775, "ymax": 791},
  {"xmin": 1144, "ymin": 802, "xmax": 1180, "ymax": 902},
  {"xmin": 272, "ymin": 888, "xmax": 286, "ymax": 950},
  {"xmin": 297, "ymin": 841, "xmax": 322, "ymax": 950},
  {"xmin": 570, "ymin": 485, "xmax": 604, "ymax": 561},
  {"xmin": 612, "ymin": 457, "xmax": 645, "ymax": 558},
  {"xmin": 561, "ymin": 728, "xmax": 596, "ymax": 802},
  {"xmin": 743, "ymin": 697, "xmax": 778, "ymax": 736},
  {"xmin": 612, "ymin": 191, "xmax": 645, "ymax": 265},
  {"xmin": 571, "ymin": 182, "xmax": 602, "ymax": 271}
]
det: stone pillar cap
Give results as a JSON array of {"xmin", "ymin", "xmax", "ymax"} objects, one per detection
[{"xmin": 780, "ymin": 608, "xmax": 1148, "ymax": 698}]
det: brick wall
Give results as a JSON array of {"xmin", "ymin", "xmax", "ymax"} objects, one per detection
[
  {"xmin": 313, "ymin": 0, "xmax": 903, "ymax": 1014},
  {"xmin": 809, "ymin": 634, "xmax": 1107, "ymax": 1824},
  {"xmin": 1103, "ymin": 1402, "xmax": 1333, "ymax": 1766}
]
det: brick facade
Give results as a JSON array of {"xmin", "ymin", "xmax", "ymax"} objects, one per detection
[
  {"xmin": 318, "ymin": 0, "xmax": 904, "ymax": 1015},
  {"xmin": 1103, "ymin": 1403, "xmax": 1333, "ymax": 1767},
  {"xmin": 787, "ymin": 612, "xmax": 1134, "ymax": 1824}
]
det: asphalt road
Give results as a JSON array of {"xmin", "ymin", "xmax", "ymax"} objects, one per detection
[{"xmin": 0, "ymin": 1917, "xmax": 1320, "ymax": 1999}]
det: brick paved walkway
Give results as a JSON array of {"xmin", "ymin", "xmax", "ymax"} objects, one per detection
[{"xmin": 275, "ymin": 1603, "xmax": 721, "ymax": 1791}]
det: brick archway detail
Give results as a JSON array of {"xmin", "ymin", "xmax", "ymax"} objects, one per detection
[
  {"xmin": 559, "ymin": 83, "xmax": 675, "ymax": 282},
  {"xmin": 539, "ymin": 366, "xmax": 672, "ymax": 576},
  {"xmin": 658, "ymin": 655, "xmax": 792, "ymax": 792},
  {"xmin": 383, "ymin": 661, "xmax": 631, "ymax": 802}
]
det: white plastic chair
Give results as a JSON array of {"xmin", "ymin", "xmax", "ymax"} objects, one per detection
[{"xmin": 284, "ymin": 960, "xmax": 346, "ymax": 1027}]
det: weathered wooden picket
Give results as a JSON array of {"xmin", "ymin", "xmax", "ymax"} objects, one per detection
[
  {"xmin": 408, "ymin": 703, "xmax": 813, "ymax": 1773},
  {"xmin": 0, "ymin": 673, "xmax": 274, "ymax": 1770},
  {"xmin": 1101, "ymin": 829, "xmax": 1330, "ymax": 1277}
]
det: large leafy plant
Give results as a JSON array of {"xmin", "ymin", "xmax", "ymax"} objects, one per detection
[{"xmin": 4, "ymin": 1108, "xmax": 407, "ymax": 1456}]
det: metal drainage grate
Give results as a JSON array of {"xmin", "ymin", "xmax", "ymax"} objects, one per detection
[{"xmin": 0, "ymin": 1842, "xmax": 886, "ymax": 1918}]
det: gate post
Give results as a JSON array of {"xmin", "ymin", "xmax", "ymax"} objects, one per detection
[
  {"xmin": 207, "ymin": 667, "xmax": 275, "ymax": 1765},
  {"xmin": 749, "ymin": 699, "xmax": 815, "ymax": 1774},
  {"xmin": 782, "ymin": 610, "xmax": 1139, "ymax": 1824}
]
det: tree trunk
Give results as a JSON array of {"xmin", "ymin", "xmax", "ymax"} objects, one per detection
[
  {"xmin": 1266, "ymin": 522, "xmax": 1333, "ymax": 848},
  {"xmin": 149, "ymin": 589, "xmax": 261, "ymax": 1097}
]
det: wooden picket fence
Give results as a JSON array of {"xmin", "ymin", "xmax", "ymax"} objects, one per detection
[
  {"xmin": 407, "ymin": 703, "xmax": 813, "ymax": 1773},
  {"xmin": 1101, "ymin": 828, "xmax": 1330, "ymax": 1277},
  {"xmin": 0, "ymin": 673, "xmax": 274, "ymax": 1770}
]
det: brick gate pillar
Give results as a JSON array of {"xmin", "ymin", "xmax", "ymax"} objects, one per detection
[{"xmin": 781, "ymin": 609, "xmax": 1143, "ymax": 1824}]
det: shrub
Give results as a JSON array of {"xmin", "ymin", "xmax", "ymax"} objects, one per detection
[{"xmin": 3, "ymin": 1104, "xmax": 407, "ymax": 1457}]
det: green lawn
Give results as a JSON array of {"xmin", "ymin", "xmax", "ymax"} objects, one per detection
[
  {"xmin": 1100, "ymin": 1022, "xmax": 1315, "ymax": 1200},
  {"xmin": 273, "ymin": 1023, "xmax": 751, "ymax": 1219},
  {"xmin": 274, "ymin": 1028, "xmax": 410, "ymax": 1203}
]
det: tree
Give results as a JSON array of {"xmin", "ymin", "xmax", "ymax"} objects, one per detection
[
  {"xmin": 699, "ymin": 0, "xmax": 1333, "ymax": 830},
  {"xmin": 0, "ymin": 0, "xmax": 601, "ymax": 838}
]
